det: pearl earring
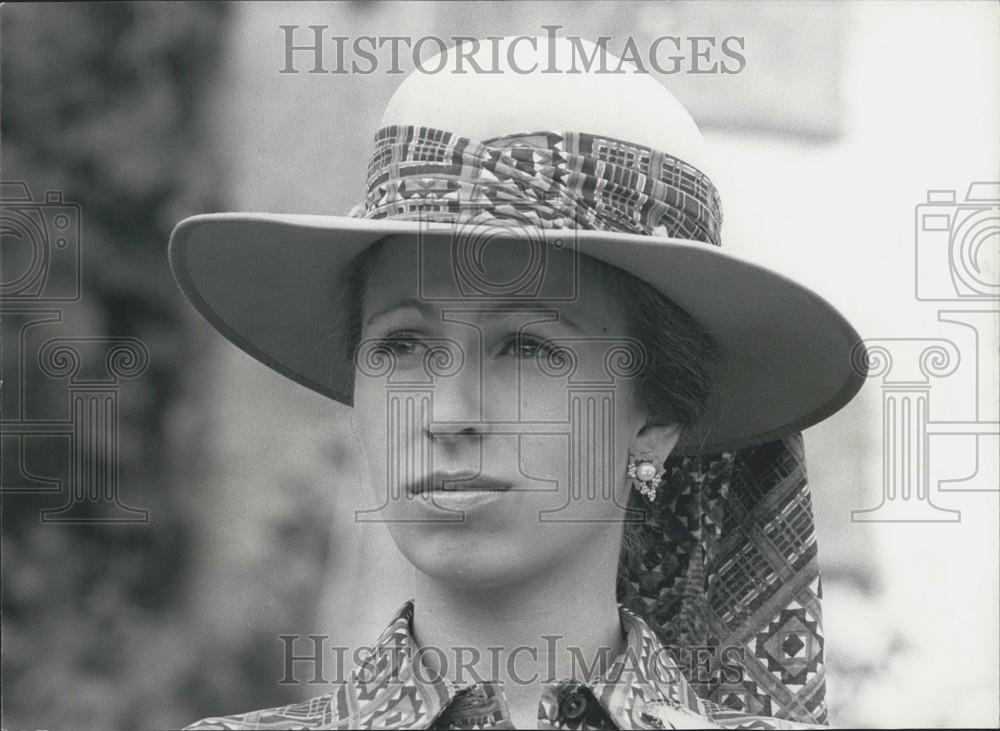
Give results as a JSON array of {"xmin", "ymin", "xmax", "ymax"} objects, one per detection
[{"xmin": 627, "ymin": 452, "xmax": 664, "ymax": 501}]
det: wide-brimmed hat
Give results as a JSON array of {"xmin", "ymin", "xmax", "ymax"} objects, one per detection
[{"xmin": 169, "ymin": 36, "xmax": 866, "ymax": 455}]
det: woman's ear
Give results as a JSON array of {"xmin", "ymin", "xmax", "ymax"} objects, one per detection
[{"xmin": 631, "ymin": 423, "xmax": 682, "ymax": 463}]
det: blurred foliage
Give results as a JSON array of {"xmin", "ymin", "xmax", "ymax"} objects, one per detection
[{"xmin": 0, "ymin": 3, "xmax": 298, "ymax": 729}]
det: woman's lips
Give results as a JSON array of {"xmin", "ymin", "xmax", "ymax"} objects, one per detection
[
  {"xmin": 406, "ymin": 472, "xmax": 511, "ymax": 496},
  {"xmin": 405, "ymin": 472, "xmax": 512, "ymax": 515}
]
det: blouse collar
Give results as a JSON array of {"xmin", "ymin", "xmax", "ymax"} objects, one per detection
[
  {"xmin": 184, "ymin": 599, "xmax": 824, "ymax": 729},
  {"xmin": 349, "ymin": 599, "xmax": 710, "ymax": 729}
]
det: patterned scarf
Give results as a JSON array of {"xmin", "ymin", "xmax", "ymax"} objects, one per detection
[
  {"xmin": 348, "ymin": 125, "xmax": 827, "ymax": 725},
  {"xmin": 620, "ymin": 435, "xmax": 826, "ymax": 724}
]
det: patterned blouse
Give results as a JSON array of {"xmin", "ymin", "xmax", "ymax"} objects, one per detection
[{"xmin": 184, "ymin": 600, "xmax": 821, "ymax": 730}]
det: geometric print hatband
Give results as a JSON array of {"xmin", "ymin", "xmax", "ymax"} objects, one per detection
[
  {"xmin": 349, "ymin": 124, "xmax": 723, "ymax": 247},
  {"xmin": 618, "ymin": 433, "xmax": 828, "ymax": 725}
]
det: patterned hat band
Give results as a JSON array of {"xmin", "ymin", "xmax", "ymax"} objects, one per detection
[{"xmin": 348, "ymin": 125, "xmax": 723, "ymax": 246}]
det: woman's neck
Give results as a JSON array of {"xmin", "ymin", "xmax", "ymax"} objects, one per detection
[{"xmin": 410, "ymin": 533, "xmax": 627, "ymax": 691}]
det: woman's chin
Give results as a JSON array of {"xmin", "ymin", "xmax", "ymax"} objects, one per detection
[{"xmin": 388, "ymin": 530, "xmax": 547, "ymax": 589}]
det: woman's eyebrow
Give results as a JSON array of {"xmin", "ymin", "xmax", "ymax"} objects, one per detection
[
  {"xmin": 363, "ymin": 297, "xmax": 437, "ymax": 326},
  {"xmin": 515, "ymin": 312, "xmax": 584, "ymax": 333},
  {"xmin": 490, "ymin": 307, "xmax": 586, "ymax": 333},
  {"xmin": 364, "ymin": 299, "xmax": 590, "ymax": 333},
  {"xmin": 480, "ymin": 306, "xmax": 589, "ymax": 333}
]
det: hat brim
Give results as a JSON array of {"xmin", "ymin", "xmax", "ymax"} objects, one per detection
[{"xmin": 169, "ymin": 213, "xmax": 866, "ymax": 456}]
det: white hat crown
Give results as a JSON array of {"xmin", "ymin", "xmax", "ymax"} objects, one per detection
[{"xmin": 380, "ymin": 35, "xmax": 709, "ymax": 173}]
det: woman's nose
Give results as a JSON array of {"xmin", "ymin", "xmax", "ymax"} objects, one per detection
[
  {"xmin": 427, "ymin": 424, "xmax": 482, "ymax": 456},
  {"xmin": 425, "ymin": 374, "xmax": 485, "ymax": 454},
  {"xmin": 425, "ymin": 360, "xmax": 518, "ymax": 435}
]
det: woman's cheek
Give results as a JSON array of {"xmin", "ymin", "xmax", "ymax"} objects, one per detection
[
  {"xmin": 511, "ymin": 434, "xmax": 570, "ymax": 504},
  {"xmin": 353, "ymin": 379, "xmax": 393, "ymax": 473},
  {"xmin": 517, "ymin": 370, "xmax": 573, "ymax": 422}
]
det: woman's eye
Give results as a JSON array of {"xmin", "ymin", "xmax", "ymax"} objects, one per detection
[
  {"xmin": 377, "ymin": 333, "xmax": 425, "ymax": 357},
  {"xmin": 501, "ymin": 336, "xmax": 553, "ymax": 358}
]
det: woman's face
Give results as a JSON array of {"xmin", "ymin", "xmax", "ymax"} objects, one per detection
[{"xmin": 351, "ymin": 236, "xmax": 672, "ymax": 588}]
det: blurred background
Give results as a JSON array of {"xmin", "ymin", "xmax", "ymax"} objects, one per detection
[{"xmin": 2, "ymin": 2, "xmax": 997, "ymax": 729}]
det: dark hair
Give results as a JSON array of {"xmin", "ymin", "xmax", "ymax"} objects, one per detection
[
  {"xmin": 336, "ymin": 238, "xmax": 719, "ymax": 589},
  {"xmin": 585, "ymin": 256, "xmax": 719, "ymax": 593},
  {"xmin": 598, "ymin": 260, "xmax": 718, "ymax": 432}
]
